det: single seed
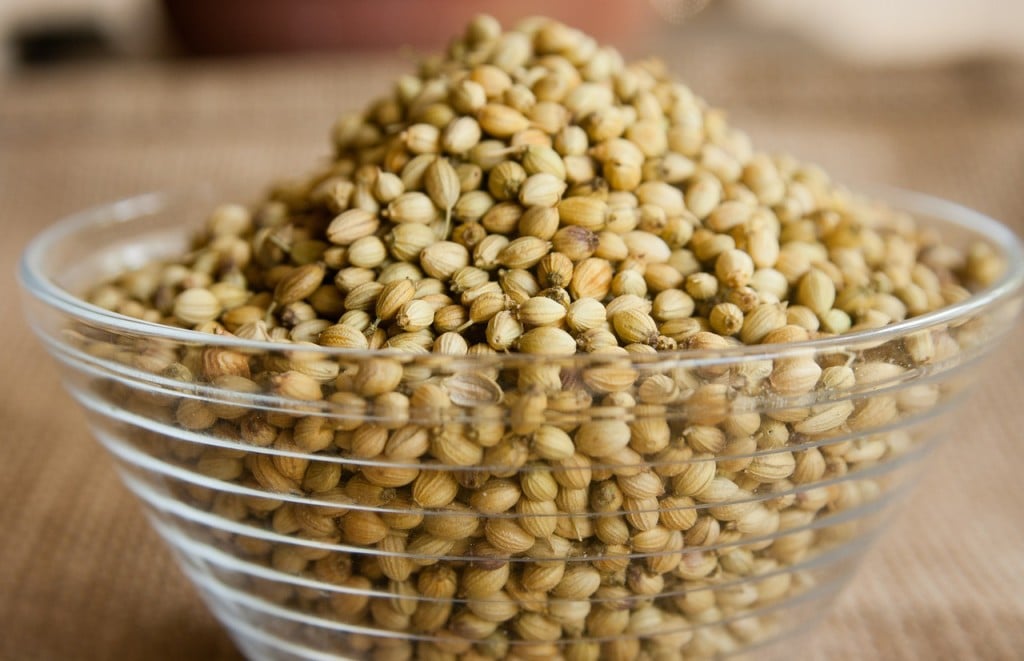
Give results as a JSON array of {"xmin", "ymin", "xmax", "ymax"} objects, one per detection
[
  {"xmin": 173, "ymin": 288, "xmax": 222, "ymax": 325},
  {"xmin": 566, "ymin": 297, "xmax": 607, "ymax": 332},
  {"xmin": 709, "ymin": 302, "xmax": 744, "ymax": 336},
  {"xmin": 442, "ymin": 116, "xmax": 483, "ymax": 154},
  {"xmin": 388, "ymin": 192, "xmax": 438, "ymax": 224},
  {"xmin": 499, "ymin": 236, "xmax": 551, "ymax": 269},
  {"xmin": 797, "ymin": 269, "xmax": 837, "ymax": 316},
  {"xmin": 558, "ymin": 196, "xmax": 608, "ymax": 231},
  {"xmin": 570, "ymin": 258, "xmax": 613, "ymax": 300},
  {"xmin": 488, "ymin": 160, "xmax": 528, "ymax": 200},
  {"xmin": 420, "ymin": 241, "xmax": 470, "ymax": 280},
  {"xmin": 326, "ymin": 209, "xmax": 379, "ymax": 246},
  {"xmin": 477, "ymin": 103, "xmax": 531, "ymax": 138},
  {"xmin": 552, "ymin": 225, "xmax": 599, "ymax": 261},
  {"xmin": 517, "ymin": 326, "xmax": 577, "ymax": 355},
  {"xmin": 519, "ymin": 173, "xmax": 567, "ymax": 207},
  {"xmin": 347, "ymin": 235, "xmax": 387, "ymax": 268},
  {"xmin": 716, "ymin": 249, "xmax": 755, "ymax": 288},
  {"xmin": 612, "ymin": 308, "xmax": 659, "ymax": 345},
  {"xmin": 521, "ymin": 145, "xmax": 567, "ymax": 179},
  {"xmin": 518, "ymin": 295, "xmax": 568, "ymax": 327},
  {"xmin": 274, "ymin": 263, "xmax": 326, "ymax": 306},
  {"xmin": 426, "ymin": 157, "xmax": 461, "ymax": 233}
]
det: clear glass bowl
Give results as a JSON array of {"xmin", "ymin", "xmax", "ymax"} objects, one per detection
[{"xmin": 18, "ymin": 189, "xmax": 1024, "ymax": 660}]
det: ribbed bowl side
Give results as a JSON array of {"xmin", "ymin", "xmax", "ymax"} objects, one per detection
[
  {"xmin": 19, "ymin": 190, "xmax": 1024, "ymax": 660},
  {"xmin": 62, "ymin": 357, "xmax": 952, "ymax": 660}
]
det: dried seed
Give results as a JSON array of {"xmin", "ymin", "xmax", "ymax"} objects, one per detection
[
  {"xmin": 499, "ymin": 236, "xmax": 551, "ymax": 269},
  {"xmin": 518, "ymin": 295, "xmax": 568, "ymax": 327},
  {"xmin": 486, "ymin": 309, "xmax": 524, "ymax": 350},
  {"xmin": 477, "ymin": 103, "xmax": 531, "ymax": 137},
  {"xmin": 173, "ymin": 288, "xmax": 222, "ymax": 325},
  {"xmin": 485, "ymin": 518, "xmax": 536, "ymax": 554},
  {"xmin": 388, "ymin": 192, "xmax": 438, "ymax": 225},
  {"xmin": 709, "ymin": 302, "xmax": 744, "ymax": 336},
  {"xmin": 387, "ymin": 223, "xmax": 437, "ymax": 263},
  {"xmin": 425, "ymin": 157, "xmax": 461, "ymax": 229},
  {"xmin": 557, "ymin": 196, "xmax": 608, "ymax": 231},
  {"xmin": 488, "ymin": 161, "xmax": 528, "ymax": 201},
  {"xmin": 450, "ymin": 78, "xmax": 487, "ymax": 114},
  {"xmin": 575, "ymin": 420, "xmax": 630, "ymax": 458},
  {"xmin": 516, "ymin": 326, "xmax": 577, "ymax": 355},
  {"xmin": 396, "ymin": 299, "xmax": 435, "ymax": 332},
  {"xmin": 685, "ymin": 174, "xmax": 722, "ymax": 219},
  {"xmin": 612, "ymin": 308, "xmax": 659, "ymax": 345},
  {"xmin": 716, "ymin": 249, "xmax": 755, "ymax": 288},
  {"xmin": 326, "ymin": 209, "xmax": 379, "ymax": 246},
  {"xmin": 797, "ymin": 269, "xmax": 836, "ymax": 316},
  {"xmin": 531, "ymin": 425, "xmax": 575, "ymax": 460},
  {"xmin": 318, "ymin": 323, "xmax": 369, "ymax": 349},
  {"xmin": 347, "ymin": 235, "xmax": 387, "ymax": 268},
  {"xmin": 454, "ymin": 190, "xmax": 497, "ymax": 222},
  {"xmin": 442, "ymin": 116, "xmax": 483, "ymax": 154},
  {"xmin": 552, "ymin": 225, "xmax": 599, "ymax": 262},
  {"xmin": 770, "ymin": 358, "xmax": 822, "ymax": 395},
  {"xmin": 570, "ymin": 258, "xmax": 613, "ymax": 300},
  {"xmin": 566, "ymin": 297, "xmax": 607, "ymax": 332},
  {"xmin": 652, "ymin": 289, "xmax": 695, "ymax": 321},
  {"xmin": 375, "ymin": 279, "xmax": 417, "ymax": 322},
  {"xmin": 420, "ymin": 241, "xmax": 470, "ymax": 280},
  {"xmin": 444, "ymin": 373, "xmax": 503, "ymax": 406},
  {"xmin": 740, "ymin": 303, "xmax": 787, "ymax": 344},
  {"xmin": 518, "ymin": 173, "xmax": 567, "ymax": 207}
]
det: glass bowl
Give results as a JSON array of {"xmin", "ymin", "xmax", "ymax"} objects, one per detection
[{"xmin": 18, "ymin": 189, "xmax": 1024, "ymax": 660}]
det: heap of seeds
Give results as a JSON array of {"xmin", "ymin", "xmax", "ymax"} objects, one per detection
[
  {"xmin": 90, "ymin": 15, "xmax": 993, "ymax": 347},
  {"xmin": 80, "ymin": 14, "xmax": 1006, "ymax": 661}
]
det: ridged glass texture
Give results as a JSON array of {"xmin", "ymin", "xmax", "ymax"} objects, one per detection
[{"xmin": 18, "ymin": 189, "xmax": 1024, "ymax": 660}]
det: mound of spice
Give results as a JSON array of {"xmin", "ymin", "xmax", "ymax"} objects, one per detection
[
  {"xmin": 89, "ymin": 15, "xmax": 994, "ymax": 349},
  {"xmin": 79, "ymin": 14, "xmax": 1007, "ymax": 661}
]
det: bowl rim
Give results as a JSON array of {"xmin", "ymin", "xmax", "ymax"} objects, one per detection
[{"xmin": 18, "ymin": 186, "xmax": 1024, "ymax": 364}]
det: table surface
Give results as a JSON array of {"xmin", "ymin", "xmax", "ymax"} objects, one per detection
[{"xmin": 1, "ymin": 32, "xmax": 1023, "ymax": 661}]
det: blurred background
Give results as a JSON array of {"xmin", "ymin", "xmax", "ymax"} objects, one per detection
[
  {"xmin": 3, "ymin": 0, "xmax": 1024, "ymax": 64},
  {"xmin": 1, "ymin": 0, "xmax": 1022, "ymax": 200},
  {"xmin": 1, "ymin": 2, "xmax": 1022, "ymax": 660}
]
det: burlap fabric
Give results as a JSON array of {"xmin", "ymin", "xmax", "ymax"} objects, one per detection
[{"xmin": 1, "ymin": 36, "xmax": 1022, "ymax": 660}]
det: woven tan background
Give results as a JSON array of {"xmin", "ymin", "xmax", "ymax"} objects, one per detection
[{"xmin": 1, "ymin": 28, "xmax": 1023, "ymax": 660}]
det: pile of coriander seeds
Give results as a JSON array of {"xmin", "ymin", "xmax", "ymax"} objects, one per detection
[{"xmin": 82, "ymin": 14, "xmax": 1002, "ymax": 661}]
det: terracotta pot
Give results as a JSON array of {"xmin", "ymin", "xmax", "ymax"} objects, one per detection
[{"xmin": 162, "ymin": 0, "xmax": 656, "ymax": 55}]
